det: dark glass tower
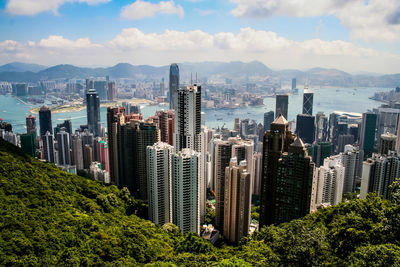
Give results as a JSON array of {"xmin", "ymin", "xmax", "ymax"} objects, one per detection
[
  {"xmin": 263, "ymin": 111, "xmax": 274, "ymax": 132},
  {"xmin": 39, "ymin": 106, "xmax": 52, "ymax": 137},
  {"xmin": 296, "ymin": 114, "xmax": 315, "ymax": 144},
  {"xmin": 302, "ymin": 92, "xmax": 313, "ymax": 115},
  {"xmin": 360, "ymin": 112, "xmax": 377, "ymax": 156},
  {"xmin": 169, "ymin": 63, "xmax": 179, "ymax": 110},
  {"xmin": 275, "ymin": 95, "xmax": 288, "ymax": 119},
  {"xmin": 86, "ymin": 88, "xmax": 101, "ymax": 137}
]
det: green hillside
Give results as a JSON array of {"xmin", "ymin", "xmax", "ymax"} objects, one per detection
[{"xmin": 1, "ymin": 137, "xmax": 400, "ymax": 266}]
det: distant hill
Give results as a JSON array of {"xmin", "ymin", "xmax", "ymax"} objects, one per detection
[
  {"xmin": 0, "ymin": 61, "xmax": 399, "ymax": 87},
  {"xmin": 0, "ymin": 62, "xmax": 47, "ymax": 73}
]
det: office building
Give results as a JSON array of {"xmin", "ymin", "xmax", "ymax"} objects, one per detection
[
  {"xmin": 234, "ymin": 118, "xmax": 240, "ymax": 132},
  {"xmin": 292, "ymin": 78, "xmax": 296, "ymax": 90},
  {"xmin": 223, "ymin": 158, "xmax": 251, "ymax": 243},
  {"xmin": 107, "ymin": 107, "xmax": 125, "ymax": 185},
  {"xmin": 86, "ymin": 88, "xmax": 101, "ymax": 137},
  {"xmin": 375, "ymin": 106, "xmax": 400, "ymax": 139},
  {"xmin": 313, "ymin": 155, "xmax": 345, "ymax": 210},
  {"xmin": 71, "ymin": 134, "xmax": 84, "ymax": 170},
  {"xmin": 308, "ymin": 141, "xmax": 333, "ymax": 167},
  {"xmin": 296, "ymin": 114, "xmax": 315, "ymax": 144},
  {"xmin": 315, "ymin": 112, "xmax": 328, "ymax": 142},
  {"xmin": 360, "ymin": 152, "xmax": 400, "ymax": 199},
  {"xmin": 173, "ymin": 84, "xmax": 201, "ymax": 152},
  {"xmin": 263, "ymin": 111, "xmax": 274, "ymax": 132},
  {"xmin": 302, "ymin": 92, "xmax": 313, "ymax": 115},
  {"xmin": 26, "ymin": 114, "xmax": 37, "ymax": 136},
  {"xmin": 107, "ymin": 81, "xmax": 116, "ymax": 101},
  {"xmin": 171, "ymin": 148, "xmax": 200, "ymax": 234},
  {"xmin": 360, "ymin": 112, "xmax": 377, "ymax": 156},
  {"xmin": 147, "ymin": 142, "xmax": 174, "ymax": 225},
  {"xmin": 260, "ymin": 115, "xmax": 315, "ymax": 226},
  {"xmin": 39, "ymin": 106, "xmax": 52, "ymax": 137},
  {"xmin": 275, "ymin": 95, "xmax": 288, "ymax": 119},
  {"xmin": 240, "ymin": 119, "xmax": 257, "ymax": 138},
  {"xmin": 94, "ymin": 80, "xmax": 107, "ymax": 100},
  {"xmin": 169, "ymin": 63, "xmax": 179, "ymax": 109},
  {"xmin": 118, "ymin": 120, "xmax": 159, "ymax": 200},
  {"xmin": 337, "ymin": 134, "xmax": 354, "ymax": 153},
  {"xmin": 379, "ymin": 133, "xmax": 396, "ymax": 155},
  {"xmin": 43, "ymin": 131, "xmax": 55, "ymax": 163},
  {"xmin": 56, "ymin": 129, "xmax": 71, "ymax": 166},
  {"xmin": 20, "ymin": 133, "xmax": 36, "ymax": 157}
]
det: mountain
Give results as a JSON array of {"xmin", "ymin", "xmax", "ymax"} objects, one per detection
[
  {"xmin": 0, "ymin": 62, "xmax": 47, "ymax": 73},
  {"xmin": 0, "ymin": 61, "xmax": 399, "ymax": 87},
  {"xmin": 1, "ymin": 137, "xmax": 400, "ymax": 265}
]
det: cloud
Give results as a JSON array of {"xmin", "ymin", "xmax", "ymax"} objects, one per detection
[
  {"xmin": 121, "ymin": 0, "xmax": 184, "ymax": 20},
  {"xmin": 0, "ymin": 27, "xmax": 399, "ymax": 73},
  {"xmin": 230, "ymin": 0, "xmax": 400, "ymax": 42},
  {"xmin": 6, "ymin": 0, "xmax": 111, "ymax": 16}
]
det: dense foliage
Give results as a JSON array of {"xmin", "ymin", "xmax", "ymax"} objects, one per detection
[{"xmin": 1, "ymin": 138, "xmax": 400, "ymax": 266}]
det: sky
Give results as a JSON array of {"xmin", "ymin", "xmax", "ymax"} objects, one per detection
[{"xmin": 0, "ymin": 0, "xmax": 400, "ymax": 73}]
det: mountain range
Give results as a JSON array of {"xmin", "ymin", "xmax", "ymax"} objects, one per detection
[{"xmin": 0, "ymin": 61, "xmax": 399, "ymax": 88}]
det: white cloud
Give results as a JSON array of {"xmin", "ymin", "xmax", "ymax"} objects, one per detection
[
  {"xmin": 0, "ymin": 27, "xmax": 399, "ymax": 73},
  {"xmin": 230, "ymin": 0, "xmax": 400, "ymax": 42},
  {"xmin": 121, "ymin": 0, "xmax": 184, "ymax": 20},
  {"xmin": 6, "ymin": 0, "xmax": 111, "ymax": 16}
]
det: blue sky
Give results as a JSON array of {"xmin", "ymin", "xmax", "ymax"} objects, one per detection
[{"xmin": 0, "ymin": 0, "xmax": 399, "ymax": 73}]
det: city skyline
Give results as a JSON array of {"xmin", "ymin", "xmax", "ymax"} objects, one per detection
[{"xmin": 0, "ymin": 0, "xmax": 399, "ymax": 73}]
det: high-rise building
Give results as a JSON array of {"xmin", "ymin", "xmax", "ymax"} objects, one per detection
[
  {"xmin": 260, "ymin": 115, "xmax": 315, "ymax": 226},
  {"xmin": 360, "ymin": 112, "xmax": 377, "ymax": 156},
  {"xmin": 86, "ymin": 88, "xmax": 101, "ymax": 137},
  {"xmin": 153, "ymin": 110, "xmax": 175, "ymax": 145},
  {"xmin": 341, "ymin": 145, "xmax": 363, "ymax": 194},
  {"xmin": 263, "ymin": 111, "xmax": 274, "ymax": 132},
  {"xmin": 107, "ymin": 107, "xmax": 125, "ymax": 185},
  {"xmin": 375, "ymin": 106, "xmax": 400, "ymax": 140},
  {"xmin": 360, "ymin": 152, "xmax": 400, "ymax": 200},
  {"xmin": 315, "ymin": 112, "xmax": 328, "ymax": 141},
  {"xmin": 56, "ymin": 129, "xmax": 71, "ymax": 166},
  {"xmin": 39, "ymin": 106, "xmax": 52, "ymax": 137},
  {"xmin": 302, "ymin": 92, "xmax": 313, "ymax": 115},
  {"xmin": 83, "ymin": 144, "xmax": 93, "ymax": 170},
  {"xmin": 313, "ymin": 155, "xmax": 345, "ymax": 210},
  {"xmin": 252, "ymin": 152, "xmax": 263, "ymax": 196},
  {"xmin": 292, "ymin": 78, "xmax": 296, "ymax": 90},
  {"xmin": 173, "ymin": 84, "xmax": 201, "ymax": 152},
  {"xmin": 118, "ymin": 120, "xmax": 159, "ymax": 200},
  {"xmin": 107, "ymin": 81, "xmax": 116, "ymax": 101},
  {"xmin": 26, "ymin": 114, "xmax": 37, "ymax": 136},
  {"xmin": 223, "ymin": 158, "xmax": 251, "ymax": 243},
  {"xmin": 379, "ymin": 133, "xmax": 396, "ymax": 155},
  {"xmin": 308, "ymin": 141, "xmax": 333, "ymax": 167},
  {"xmin": 20, "ymin": 133, "xmax": 36, "ymax": 157},
  {"xmin": 240, "ymin": 119, "xmax": 257, "ymax": 138},
  {"xmin": 171, "ymin": 148, "xmax": 200, "ymax": 234},
  {"xmin": 275, "ymin": 95, "xmax": 288, "ymax": 119},
  {"xmin": 234, "ymin": 118, "xmax": 240, "ymax": 132},
  {"xmin": 147, "ymin": 142, "xmax": 174, "ymax": 225},
  {"xmin": 43, "ymin": 131, "xmax": 55, "ymax": 163},
  {"xmin": 86, "ymin": 79, "xmax": 94, "ymax": 92},
  {"xmin": 337, "ymin": 134, "xmax": 354, "ymax": 153},
  {"xmin": 94, "ymin": 80, "xmax": 108, "ymax": 100},
  {"xmin": 169, "ymin": 63, "xmax": 179, "ymax": 110},
  {"xmin": 71, "ymin": 134, "xmax": 84, "ymax": 170},
  {"xmin": 296, "ymin": 114, "xmax": 315, "ymax": 144}
]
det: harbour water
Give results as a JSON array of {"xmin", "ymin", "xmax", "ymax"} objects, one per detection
[{"xmin": 0, "ymin": 87, "xmax": 392, "ymax": 134}]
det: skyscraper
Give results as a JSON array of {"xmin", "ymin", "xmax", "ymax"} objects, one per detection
[
  {"xmin": 20, "ymin": 133, "xmax": 36, "ymax": 157},
  {"xmin": 39, "ymin": 106, "xmax": 52, "ymax": 137},
  {"xmin": 172, "ymin": 148, "xmax": 200, "ymax": 234},
  {"xmin": 223, "ymin": 158, "xmax": 251, "ymax": 243},
  {"xmin": 153, "ymin": 110, "xmax": 175, "ymax": 145},
  {"xmin": 292, "ymin": 78, "xmax": 296, "ymax": 90},
  {"xmin": 379, "ymin": 133, "xmax": 396, "ymax": 155},
  {"xmin": 107, "ymin": 81, "xmax": 116, "ymax": 101},
  {"xmin": 173, "ymin": 84, "xmax": 201, "ymax": 152},
  {"xmin": 71, "ymin": 134, "xmax": 84, "ymax": 170},
  {"xmin": 118, "ymin": 120, "xmax": 159, "ymax": 200},
  {"xmin": 56, "ymin": 129, "xmax": 71, "ymax": 166},
  {"xmin": 26, "ymin": 114, "xmax": 37, "ymax": 136},
  {"xmin": 315, "ymin": 112, "xmax": 328, "ymax": 141},
  {"xmin": 263, "ymin": 111, "xmax": 274, "ymax": 132},
  {"xmin": 94, "ymin": 80, "xmax": 108, "ymax": 101},
  {"xmin": 147, "ymin": 142, "xmax": 174, "ymax": 225},
  {"xmin": 275, "ymin": 94, "xmax": 288, "ymax": 119},
  {"xmin": 360, "ymin": 112, "xmax": 377, "ymax": 156},
  {"xmin": 296, "ymin": 114, "xmax": 315, "ymax": 144},
  {"xmin": 43, "ymin": 131, "xmax": 55, "ymax": 163},
  {"xmin": 302, "ymin": 92, "xmax": 313, "ymax": 115},
  {"xmin": 169, "ymin": 63, "xmax": 179, "ymax": 110},
  {"xmin": 260, "ymin": 115, "xmax": 314, "ymax": 226},
  {"xmin": 86, "ymin": 88, "xmax": 101, "ymax": 137},
  {"xmin": 107, "ymin": 106, "xmax": 125, "ymax": 185},
  {"xmin": 308, "ymin": 141, "xmax": 333, "ymax": 167}
]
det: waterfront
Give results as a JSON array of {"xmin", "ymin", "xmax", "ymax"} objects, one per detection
[{"xmin": 0, "ymin": 87, "xmax": 393, "ymax": 134}]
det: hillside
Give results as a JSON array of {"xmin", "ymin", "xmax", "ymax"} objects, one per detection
[{"xmin": 1, "ymin": 137, "xmax": 400, "ymax": 266}]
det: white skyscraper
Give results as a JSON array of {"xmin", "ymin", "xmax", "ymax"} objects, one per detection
[
  {"xmin": 172, "ymin": 148, "xmax": 200, "ymax": 234},
  {"xmin": 43, "ymin": 131, "xmax": 55, "ymax": 163},
  {"xmin": 146, "ymin": 142, "xmax": 174, "ymax": 226},
  {"xmin": 313, "ymin": 155, "xmax": 345, "ymax": 209},
  {"xmin": 56, "ymin": 129, "xmax": 71, "ymax": 166}
]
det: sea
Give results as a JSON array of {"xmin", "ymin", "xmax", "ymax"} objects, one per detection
[{"xmin": 0, "ymin": 87, "xmax": 393, "ymax": 134}]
